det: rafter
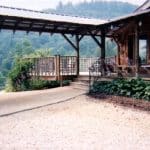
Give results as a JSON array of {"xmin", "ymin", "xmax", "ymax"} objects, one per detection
[
  {"xmin": 13, "ymin": 20, "xmax": 21, "ymax": 33},
  {"xmin": 88, "ymin": 31, "xmax": 102, "ymax": 48},
  {"xmin": 0, "ymin": 18, "xmax": 5, "ymax": 30},
  {"xmin": 39, "ymin": 23, "xmax": 48, "ymax": 35},
  {"xmin": 62, "ymin": 34, "xmax": 77, "ymax": 50},
  {"xmin": 26, "ymin": 22, "xmax": 34, "ymax": 34},
  {"xmin": 79, "ymin": 35, "xmax": 84, "ymax": 41}
]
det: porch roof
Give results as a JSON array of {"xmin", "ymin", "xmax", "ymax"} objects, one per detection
[
  {"xmin": 0, "ymin": 5, "xmax": 105, "ymax": 36},
  {"xmin": 106, "ymin": 8, "xmax": 150, "ymax": 25},
  {"xmin": 101, "ymin": 8, "xmax": 150, "ymax": 36},
  {"xmin": 0, "ymin": 4, "xmax": 149, "ymax": 36}
]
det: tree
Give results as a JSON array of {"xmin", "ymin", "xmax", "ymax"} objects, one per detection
[
  {"xmin": 24, "ymin": 48, "xmax": 52, "ymax": 58},
  {"xmin": 14, "ymin": 38, "xmax": 34, "ymax": 58}
]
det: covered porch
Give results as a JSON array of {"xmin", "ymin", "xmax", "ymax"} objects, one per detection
[
  {"xmin": 0, "ymin": 5, "xmax": 107, "ymax": 81},
  {"xmin": 89, "ymin": 6, "xmax": 150, "ymax": 81},
  {"xmin": 0, "ymin": 5, "xmax": 150, "ymax": 82},
  {"xmin": 90, "ymin": 1, "xmax": 150, "ymax": 81}
]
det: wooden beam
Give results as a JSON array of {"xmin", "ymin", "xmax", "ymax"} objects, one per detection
[
  {"xmin": 13, "ymin": 20, "xmax": 21, "ymax": 33},
  {"xmin": 26, "ymin": 22, "xmax": 34, "ymax": 34},
  {"xmin": 62, "ymin": 34, "xmax": 77, "ymax": 50},
  {"xmin": 61, "ymin": 34, "xmax": 80, "ymax": 76},
  {"xmin": 76, "ymin": 35, "xmax": 80, "ymax": 76},
  {"xmin": 135, "ymin": 23, "xmax": 139, "ymax": 77},
  {"xmin": 148, "ymin": 33, "xmax": 150, "ymax": 63},
  {"xmin": 0, "ymin": 18, "xmax": 4, "ymax": 30},
  {"xmin": 101, "ymin": 29, "xmax": 105, "ymax": 59},
  {"xmin": 79, "ymin": 35, "xmax": 84, "ymax": 41},
  {"xmin": 39, "ymin": 23, "xmax": 48, "ymax": 35},
  {"xmin": 113, "ymin": 36, "xmax": 121, "ymax": 65},
  {"xmin": 100, "ymin": 29, "xmax": 106, "ymax": 76},
  {"xmin": 88, "ymin": 31, "xmax": 102, "ymax": 48}
]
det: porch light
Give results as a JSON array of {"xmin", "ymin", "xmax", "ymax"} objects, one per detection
[
  {"xmin": 138, "ymin": 21, "xmax": 142, "ymax": 27},
  {"xmin": 110, "ymin": 25, "xmax": 114, "ymax": 30}
]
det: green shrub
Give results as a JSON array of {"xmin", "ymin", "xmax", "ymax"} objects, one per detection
[
  {"xmin": 5, "ymin": 58, "xmax": 70, "ymax": 92},
  {"xmin": 47, "ymin": 80, "xmax": 60, "ymax": 88},
  {"xmin": 90, "ymin": 78, "xmax": 150, "ymax": 101},
  {"xmin": 29, "ymin": 79, "xmax": 70, "ymax": 90},
  {"xmin": 29, "ymin": 79, "xmax": 48, "ymax": 90},
  {"xmin": 0, "ymin": 74, "xmax": 6, "ymax": 90},
  {"xmin": 5, "ymin": 59, "xmax": 33, "ymax": 92},
  {"xmin": 62, "ymin": 80, "xmax": 70, "ymax": 86}
]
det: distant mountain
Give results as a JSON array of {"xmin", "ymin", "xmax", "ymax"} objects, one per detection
[
  {"xmin": 44, "ymin": 1, "xmax": 137, "ymax": 19},
  {"xmin": 0, "ymin": 1, "xmax": 138, "ymax": 87}
]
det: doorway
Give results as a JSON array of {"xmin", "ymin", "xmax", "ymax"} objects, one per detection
[{"xmin": 128, "ymin": 35, "xmax": 134, "ymax": 65}]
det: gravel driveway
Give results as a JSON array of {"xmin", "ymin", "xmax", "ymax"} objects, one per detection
[{"xmin": 0, "ymin": 89, "xmax": 150, "ymax": 149}]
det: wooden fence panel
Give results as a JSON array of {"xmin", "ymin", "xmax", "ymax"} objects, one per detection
[
  {"xmin": 30, "ymin": 57, "xmax": 56, "ymax": 77},
  {"xmin": 60, "ymin": 56, "xmax": 77, "ymax": 75}
]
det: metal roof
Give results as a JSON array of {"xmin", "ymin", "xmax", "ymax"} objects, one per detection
[
  {"xmin": 0, "ymin": 5, "xmax": 106, "ymax": 36},
  {"xmin": 103, "ymin": 8, "xmax": 150, "ymax": 26},
  {"xmin": 0, "ymin": 6, "xmax": 105, "ymax": 26},
  {"xmin": 0, "ymin": 4, "xmax": 149, "ymax": 36},
  {"xmin": 103, "ymin": 7, "xmax": 150, "ymax": 36},
  {"xmin": 134, "ymin": 0, "xmax": 150, "ymax": 12}
]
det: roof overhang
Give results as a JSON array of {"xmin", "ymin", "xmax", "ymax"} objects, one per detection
[
  {"xmin": 0, "ymin": 5, "xmax": 149, "ymax": 37},
  {"xmin": 0, "ymin": 6, "xmax": 106, "ymax": 36},
  {"xmin": 98, "ymin": 8, "xmax": 150, "ymax": 37}
]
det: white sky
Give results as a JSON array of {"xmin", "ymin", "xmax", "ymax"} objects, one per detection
[{"xmin": 0, "ymin": 0, "xmax": 146, "ymax": 10}]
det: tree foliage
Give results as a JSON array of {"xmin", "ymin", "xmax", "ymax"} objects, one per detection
[{"xmin": 5, "ymin": 59, "xmax": 33, "ymax": 92}]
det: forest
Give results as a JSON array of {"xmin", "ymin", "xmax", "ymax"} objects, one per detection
[{"xmin": 0, "ymin": 1, "xmax": 137, "ymax": 88}]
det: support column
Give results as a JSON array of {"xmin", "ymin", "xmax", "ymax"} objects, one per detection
[
  {"xmin": 88, "ymin": 29, "xmax": 106, "ymax": 76},
  {"xmin": 135, "ymin": 23, "xmax": 139, "ymax": 77},
  {"xmin": 101, "ymin": 30, "xmax": 106, "ymax": 60},
  {"xmin": 148, "ymin": 33, "xmax": 150, "ymax": 64},
  {"xmin": 55, "ymin": 55, "xmax": 60, "ymax": 80},
  {"xmin": 62, "ymin": 34, "xmax": 83, "ymax": 77},
  {"xmin": 76, "ymin": 35, "xmax": 80, "ymax": 76},
  {"xmin": 101, "ymin": 30, "xmax": 106, "ymax": 76}
]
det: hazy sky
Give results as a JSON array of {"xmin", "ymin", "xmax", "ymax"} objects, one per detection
[{"xmin": 0, "ymin": 0, "xmax": 146, "ymax": 10}]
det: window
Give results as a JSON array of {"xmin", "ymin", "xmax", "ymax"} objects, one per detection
[{"xmin": 139, "ymin": 35, "xmax": 147, "ymax": 64}]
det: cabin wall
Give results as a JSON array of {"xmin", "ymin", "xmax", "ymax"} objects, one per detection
[
  {"xmin": 116, "ymin": 17, "xmax": 150, "ymax": 66},
  {"xmin": 148, "ymin": 33, "xmax": 150, "ymax": 64},
  {"xmin": 140, "ymin": 19, "xmax": 150, "ymax": 65},
  {"xmin": 116, "ymin": 22, "xmax": 135, "ymax": 66}
]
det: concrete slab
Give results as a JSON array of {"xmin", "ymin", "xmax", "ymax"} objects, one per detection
[{"xmin": 0, "ymin": 87, "xmax": 86, "ymax": 117}]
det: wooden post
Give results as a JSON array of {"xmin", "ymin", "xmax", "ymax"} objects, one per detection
[
  {"xmin": 101, "ymin": 30, "xmax": 106, "ymax": 76},
  {"xmin": 135, "ymin": 23, "xmax": 139, "ymax": 77},
  {"xmin": 101, "ymin": 30, "xmax": 105, "ymax": 60},
  {"xmin": 148, "ymin": 33, "xmax": 150, "ymax": 64},
  {"xmin": 55, "ymin": 55, "xmax": 60, "ymax": 81},
  {"xmin": 76, "ymin": 35, "xmax": 80, "ymax": 76},
  {"xmin": 62, "ymin": 34, "xmax": 82, "ymax": 77}
]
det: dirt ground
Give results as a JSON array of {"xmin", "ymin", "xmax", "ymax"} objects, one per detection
[
  {"xmin": 0, "ymin": 94, "xmax": 150, "ymax": 150},
  {"xmin": 89, "ymin": 93, "xmax": 150, "ymax": 111}
]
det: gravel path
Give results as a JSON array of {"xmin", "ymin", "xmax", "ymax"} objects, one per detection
[{"xmin": 0, "ymin": 91, "xmax": 150, "ymax": 149}]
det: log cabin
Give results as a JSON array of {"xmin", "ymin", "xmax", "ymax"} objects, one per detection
[{"xmin": 108, "ymin": 0, "xmax": 150, "ymax": 77}]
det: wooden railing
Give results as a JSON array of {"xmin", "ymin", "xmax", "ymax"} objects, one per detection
[
  {"xmin": 29, "ymin": 57, "xmax": 56, "ymax": 76},
  {"xmin": 80, "ymin": 56, "xmax": 116, "ymax": 73},
  {"xmin": 60, "ymin": 56, "xmax": 77, "ymax": 75},
  {"xmin": 28, "ymin": 55, "xmax": 77, "ymax": 80},
  {"xmin": 28, "ymin": 56, "xmax": 117, "ymax": 77},
  {"xmin": 89, "ymin": 57, "xmax": 118, "ymax": 87}
]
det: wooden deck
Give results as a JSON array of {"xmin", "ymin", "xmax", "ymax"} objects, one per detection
[{"xmin": 26, "ymin": 56, "xmax": 150, "ymax": 82}]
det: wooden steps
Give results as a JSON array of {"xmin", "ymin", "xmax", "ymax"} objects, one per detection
[{"xmin": 71, "ymin": 76, "xmax": 89, "ymax": 91}]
